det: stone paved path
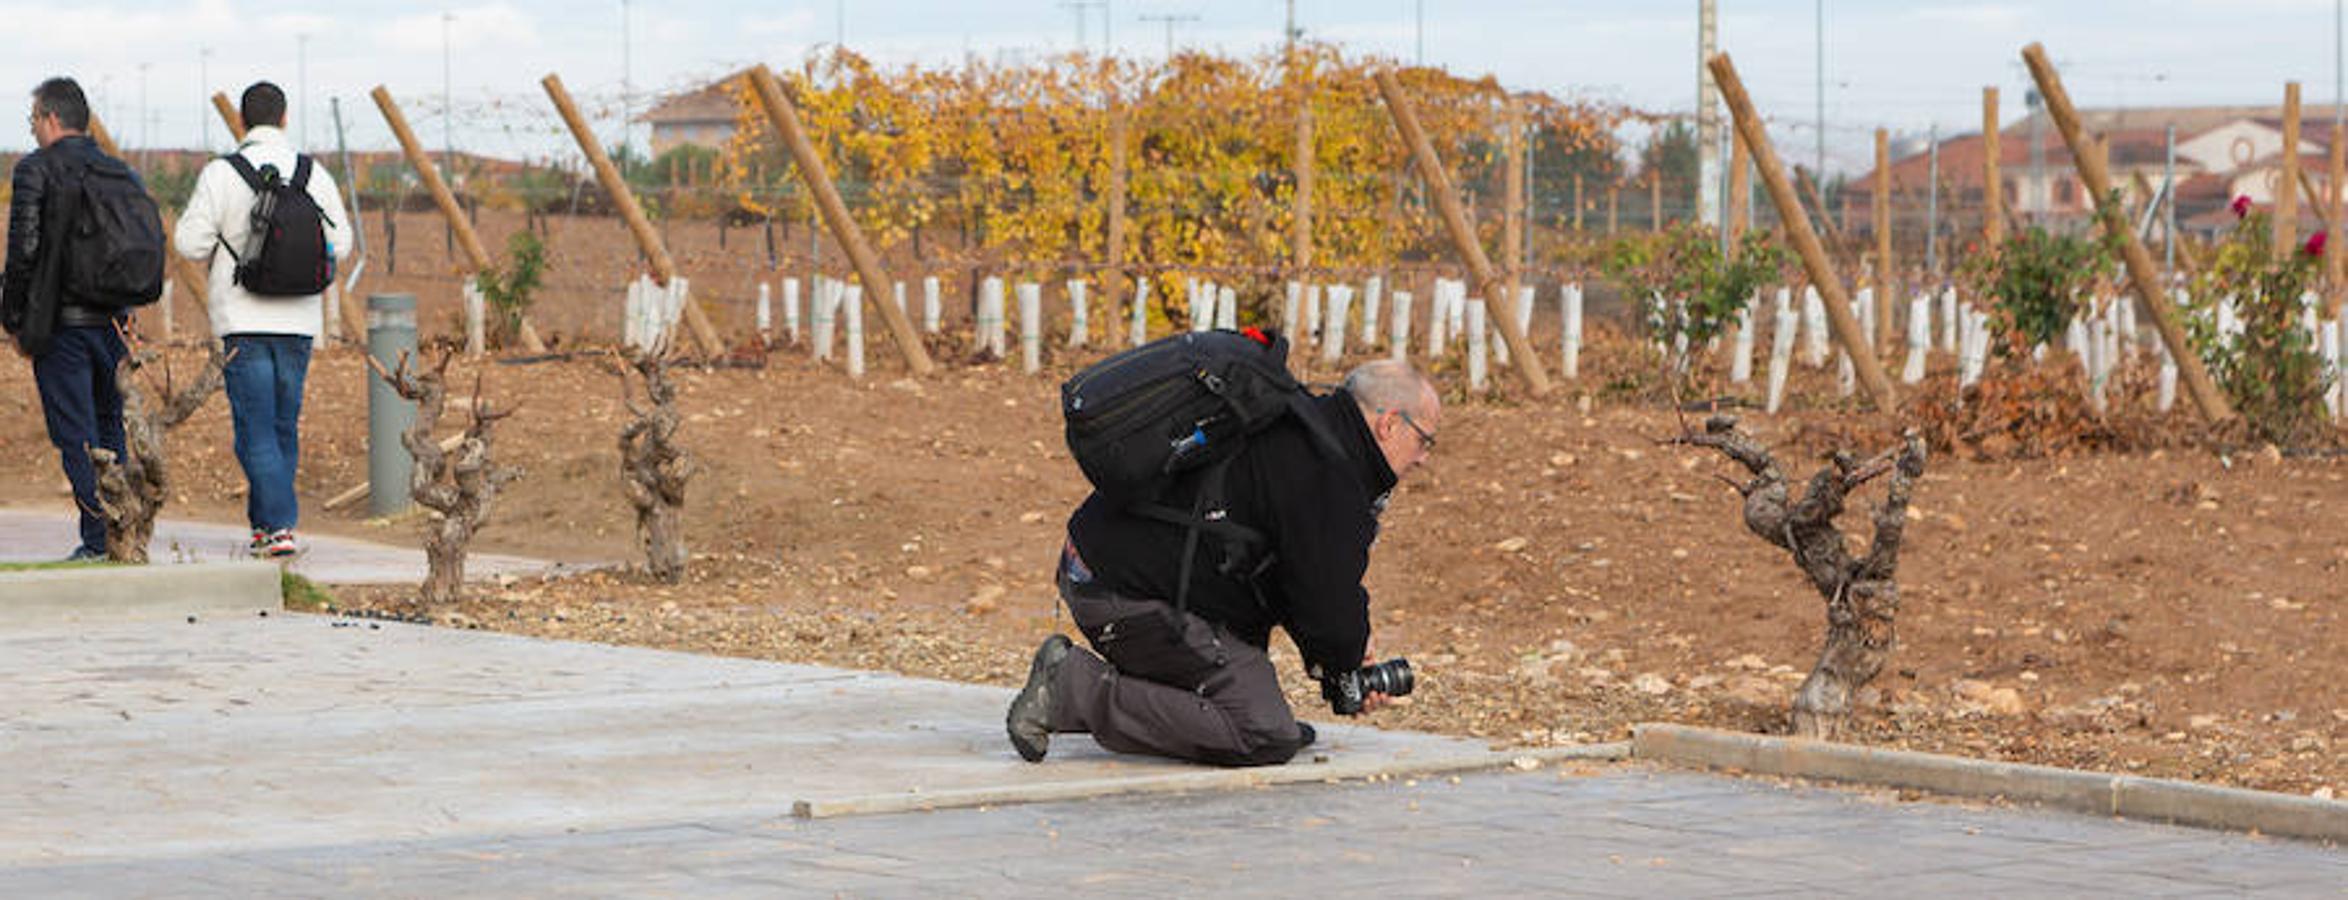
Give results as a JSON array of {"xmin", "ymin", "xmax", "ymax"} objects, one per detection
[
  {"xmin": 1, "ymin": 615, "xmax": 2337, "ymax": 897},
  {"xmin": 0, "ymin": 505, "xmax": 582, "ymax": 584}
]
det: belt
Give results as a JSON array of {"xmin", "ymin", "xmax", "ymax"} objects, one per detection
[{"xmin": 56, "ymin": 305, "xmax": 124, "ymax": 329}]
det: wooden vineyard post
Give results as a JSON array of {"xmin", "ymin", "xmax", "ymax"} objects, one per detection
[
  {"xmin": 2021, "ymin": 43, "xmax": 2232, "ymax": 424},
  {"xmin": 1873, "ymin": 129, "xmax": 1893, "ymax": 348},
  {"xmin": 1727, "ymin": 125, "xmax": 1750, "ymax": 245},
  {"xmin": 1294, "ymin": 101, "xmax": 1315, "ymax": 283},
  {"xmin": 87, "ymin": 115, "xmax": 209, "ymax": 320},
  {"xmin": 211, "ymin": 92, "xmax": 246, "ymax": 142},
  {"xmin": 1502, "ymin": 104, "xmax": 1524, "ymax": 324},
  {"xmin": 1106, "ymin": 102, "xmax": 1130, "ymax": 333},
  {"xmin": 744, "ymin": 66, "xmax": 935, "ymax": 376},
  {"xmin": 1878, "ymin": 130, "xmax": 1897, "ymax": 347},
  {"xmin": 1708, "ymin": 52, "xmax": 1897, "ymax": 411},
  {"xmin": 2278, "ymin": 82, "xmax": 2303, "ymax": 260},
  {"xmin": 1608, "ymin": 185, "xmax": 1620, "ymax": 234},
  {"xmin": 1983, "ymin": 87, "xmax": 2004, "ymax": 247},
  {"xmin": 1373, "ymin": 69, "xmax": 1552, "ymax": 395},
  {"xmin": 2330, "ymin": 123, "xmax": 2345, "ymax": 315},
  {"xmin": 368, "ymin": 85, "xmax": 546, "ymax": 353},
  {"xmin": 541, "ymin": 73, "xmax": 723, "ymax": 357},
  {"xmin": 1574, "ymin": 173, "xmax": 1585, "ymax": 231}
]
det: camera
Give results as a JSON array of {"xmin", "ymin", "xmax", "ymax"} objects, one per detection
[{"xmin": 1321, "ymin": 657, "xmax": 1415, "ymax": 716}]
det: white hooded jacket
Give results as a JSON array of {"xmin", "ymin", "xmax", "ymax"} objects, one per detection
[{"xmin": 173, "ymin": 125, "xmax": 355, "ymax": 339}]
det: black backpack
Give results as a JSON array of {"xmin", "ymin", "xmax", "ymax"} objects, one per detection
[
  {"xmin": 57, "ymin": 154, "xmax": 166, "ymax": 309},
  {"xmin": 219, "ymin": 154, "xmax": 333, "ymax": 296},
  {"xmin": 1061, "ymin": 327, "xmax": 1342, "ymax": 608}
]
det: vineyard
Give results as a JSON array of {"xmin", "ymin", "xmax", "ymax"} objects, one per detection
[{"xmin": 0, "ymin": 42, "xmax": 2341, "ymax": 800}]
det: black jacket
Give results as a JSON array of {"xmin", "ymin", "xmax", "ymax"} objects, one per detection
[
  {"xmin": 1068, "ymin": 389, "xmax": 1397, "ymax": 677},
  {"xmin": 3, "ymin": 135, "xmax": 124, "ymax": 346}
]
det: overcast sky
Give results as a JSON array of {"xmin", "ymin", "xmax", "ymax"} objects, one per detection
[{"xmin": 1, "ymin": 0, "xmax": 2341, "ymax": 173}]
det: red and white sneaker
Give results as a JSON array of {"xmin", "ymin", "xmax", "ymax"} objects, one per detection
[
  {"xmin": 261, "ymin": 530, "xmax": 301, "ymax": 559},
  {"xmin": 247, "ymin": 530, "xmax": 269, "ymax": 556}
]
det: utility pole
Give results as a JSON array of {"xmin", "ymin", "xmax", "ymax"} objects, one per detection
[
  {"xmin": 441, "ymin": 11, "xmax": 454, "ymax": 178},
  {"xmin": 1925, "ymin": 123, "xmax": 1940, "ymax": 277},
  {"xmin": 1416, "ymin": 0, "xmax": 1426, "ymax": 66},
  {"xmin": 622, "ymin": 0, "xmax": 633, "ymax": 166},
  {"xmin": 1814, "ymin": 0, "xmax": 1825, "ymax": 182},
  {"xmin": 1141, "ymin": 13, "xmax": 1198, "ymax": 59},
  {"xmin": 1697, "ymin": 0, "xmax": 1721, "ymax": 227},
  {"xmin": 137, "ymin": 63, "xmax": 149, "ymax": 167},
  {"xmin": 199, "ymin": 46, "xmax": 212, "ymax": 150},
  {"xmin": 297, "ymin": 33, "xmax": 310, "ymax": 148},
  {"xmin": 1059, "ymin": 0, "xmax": 1102, "ymax": 49}
]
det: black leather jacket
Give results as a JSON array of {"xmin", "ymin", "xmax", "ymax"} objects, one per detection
[{"xmin": 3, "ymin": 135, "xmax": 122, "ymax": 335}]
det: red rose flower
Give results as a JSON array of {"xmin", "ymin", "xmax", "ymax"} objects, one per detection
[
  {"xmin": 2307, "ymin": 230, "xmax": 2328, "ymax": 258},
  {"xmin": 2232, "ymin": 195, "xmax": 2254, "ymax": 218}
]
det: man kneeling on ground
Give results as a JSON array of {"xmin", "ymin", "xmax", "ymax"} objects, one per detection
[{"xmin": 1007, "ymin": 359, "xmax": 1440, "ymax": 766}]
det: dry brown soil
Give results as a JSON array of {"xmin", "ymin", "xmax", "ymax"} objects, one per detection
[{"xmin": 2, "ymin": 211, "xmax": 2338, "ymax": 798}]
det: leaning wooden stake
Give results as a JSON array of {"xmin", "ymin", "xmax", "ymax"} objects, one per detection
[
  {"xmin": 368, "ymin": 85, "xmax": 547, "ymax": 353},
  {"xmin": 617, "ymin": 344, "xmax": 696, "ymax": 583},
  {"xmin": 1105, "ymin": 102, "xmax": 1131, "ymax": 333},
  {"xmin": 1373, "ymin": 69, "xmax": 1551, "ymax": 395},
  {"xmin": 1502, "ymin": 103, "xmax": 1525, "ymax": 321},
  {"xmin": 91, "ymin": 331, "xmax": 231, "ymax": 563},
  {"xmin": 1709, "ymin": 53, "xmax": 1896, "ymax": 411},
  {"xmin": 1727, "ymin": 125, "xmax": 1750, "ymax": 245},
  {"xmin": 1293, "ymin": 100, "xmax": 1316, "ymax": 281},
  {"xmin": 1671, "ymin": 415, "xmax": 1926, "ymax": 740},
  {"xmin": 2021, "ymin": 43, "xmax": 2233, "ymax": 424},
  {"xmin": 210, "ymin": 92, "xmax": 246, "ymax": 142},
  {"xmin": 87, "ymin": 115, "xmax": 210, "ymax": 321},
  {"xmin": 541, "ymin": 73, "xmax": 722, "ymax": 357},
  {"xmin": 368, "ymin": 349, "xmax": 523, "ymax": 608},
  {"xmin": 743, "ymin": 65, "xmax": 935, "ymax": 375}
]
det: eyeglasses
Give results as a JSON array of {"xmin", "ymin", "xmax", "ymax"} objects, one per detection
[{"xmin": 1394, "ymin": 409, "xmax": 1436, "ymax": 453}]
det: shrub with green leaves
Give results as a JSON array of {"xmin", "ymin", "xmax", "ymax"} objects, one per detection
[
  {"xmin": 2186, "ymin": 210, "xmax": 2333, "ymax": 446},
  {"xmin": 1604, "ymin": 223, "xmax": 1786, "ymax": 380},
  {"xmin": 1956, "ymin": 224, "xmax": 2115, "ymax": 357},
  {"xmin": 476, "ymin": 231, "xmax": 547, "ymax": 349}
]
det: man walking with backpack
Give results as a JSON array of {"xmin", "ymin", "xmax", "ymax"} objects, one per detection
[
  {"xmin": 174, "ymin": 81, "xmax": 351, "ymax": 559},
  {"xmin": 3, "ymin": 77, "xmax": 166, "ymax": 561}
]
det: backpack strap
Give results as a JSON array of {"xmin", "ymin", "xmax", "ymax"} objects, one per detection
[
  {"xmin": 289, "ymin": 155, "xmax": 312, "ymax": 191},
  {"xmin": 222, "ymin": 153, "xmax": 266, "ymax": 193},
  {"xmin": 1133, "ymin": 459, "xmax": 1271, "ymax": 615}
]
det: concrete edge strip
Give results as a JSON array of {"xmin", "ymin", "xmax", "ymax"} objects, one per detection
[
  {"xmin": 1631, "ymin": 722, "xmax": 2346, "ymax": 844},
  {"xmin": 789, "ymin": 741, "xmax": 1632, "ymax": 819}
]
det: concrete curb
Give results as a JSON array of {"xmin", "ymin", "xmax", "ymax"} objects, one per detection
[
  {"xmin": 0, "ymin": 561, "xmax": 281, "ymax": 627},
  {"xmin": 1632, "ymin": 723, "xmax": 2346, "ymax": 843},
  {"xmin": 790, "ymin": 741, "xmax": 1631, "ymax": 819}
]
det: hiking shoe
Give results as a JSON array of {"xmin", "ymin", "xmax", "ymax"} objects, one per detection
[
  {"xmin": 64, "ymin": 545, "xmax": 106, "ymax": 563},
  {"xmin": 260, "ymin": 530, "xmax": 300, "ymax": 559},
  {"xmin": 1007, "ymin": 634, "xmax": 1072, "ymax": 763},
  {"xmin": 1296, "ymin": 721, "xmax": 1317, "ymax": 749}
]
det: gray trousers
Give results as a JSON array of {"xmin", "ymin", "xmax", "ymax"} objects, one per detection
[{"xmin": 1050, "ymin": 572, "xmax": 1307, "ymax": 767}]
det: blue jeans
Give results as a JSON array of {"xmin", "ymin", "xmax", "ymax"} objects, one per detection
[
  {"xmin": 33, "ymin": 325, "xmax": 127, "ymax": 554},
  {"xmin": 222, "ymin": 334, "xmax": 313, "ymax": 533}
]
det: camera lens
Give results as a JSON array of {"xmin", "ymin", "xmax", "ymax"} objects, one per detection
[{"xmin": 1358, "ymin": 658, "xmax": 1414, "ymax": 698}]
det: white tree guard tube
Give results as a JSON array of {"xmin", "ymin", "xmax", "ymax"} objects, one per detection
[
  {"xmin": 757, "ymin": 281, "xmax": 773, "ymax": 341},
  {"xmin": 1281, "ymin": 281, "xmax": 1301, "ymax": 338},
  {"xmin": 1802, "ymin": 285, "xmax": 1829, "ymax": 368},
  {"xmin": 782, "ymin": 277, "xmax": 802, "ymax": 342},
  {"xmin": 1561, "ymin": 283, "xmax": 1583, "ymax": 380},
  {"xmin": 1427, "ymin": 280, "xmax": 1451, "ymax": 357},
  {"xmin": 463, "ymin": 278, "xmax": 485, "ymax": 358},
  {"xmin": 1215, "ymin": 285, "xmax": 1237, "ymax": 330},
  {"xmin": 1361, "ymin": 275, "xmax": 1384, "ymax": 348},
  {"xmin": 813, "ymin": 277, "xmax": 837, "ymax": 360},
  {"xmin": 1322, "ymin": 285, "xmax": 1354, "ymax": 364},
  {"xmin": 978, "ymin": 277, "xmax": 1006, "ymax": 356},
  {"xmin": 1766, "ymin": 300, "xmax": 1797, "ymax": 414},
  {"xmin": 1017, "ymin": 281, "xmax": 1043, "ymax": 374},
  {"xmin": 1068, "ymin": 280, "xmax": 1089, "ymax": 347},
  {"xmin": 1939, "ymin": 286, "xmax": 1959, "ymax": 354},
  {"xmin": 1195, "ymin": 280, "xmax": 1219, "ymax": 333},
  {"xmin": 1902, "ymin": 294, "xmax": 1931, "ymax": 384},
  {"xmin": 1389, "ymin": 290, "xmax": 1414, "ymax": 363},
  {"xmin": 1466, "ymin": 298, "xmax": 1489, "ymax": 393},
  {"xmin": 1730, "ymin": 299, "xmax": 1756, "ymax": 385},
  {"xmin": 922, "ymin": 276, "xmax": 941, "ymax": 334},
  {"xmin": 623, "ymin": 276, "xmax": 643, "ymax": 351},
  {"xmin": 844, "ymin": 285, "xmax": 866, "ymax": 379},
  {"xmin": 1129, "ymin": 276, "xmax": 1150, "ymax": 347}
]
